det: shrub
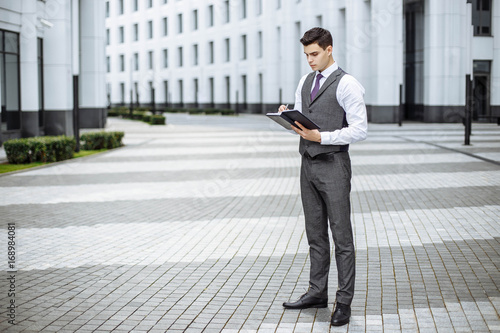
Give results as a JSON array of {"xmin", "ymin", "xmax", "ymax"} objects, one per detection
[
  {"xmin": 142, "ymin": 114, "xmax": 152, "ymax": 123},
  {"xmin": 220, "ymin": 109, "xmax": 236, "ymax": 116},
  {"xmin": 132, "ymin": 111, "xmax": 145, "ymax": 120},
  {"xmin": 188, "ymin": 108, "xmax": 204, "ymax": 115},
  {"xmin": 108, "ymin": 106, "xmax": 129, "ymax": 117},
  {"xmin": 4, "ymin": 136, "xmax": 76, "ymax": 164},
  {"xmin": 80, "ymin": 131, "xmax": 125, "ymax": 150},
  {"xmin": 41, "ymin": 136, "xmax": 77, "ymax": 162},
  {"xmin": 150, "ymin": 115, "xmax": 166, "ymax": 125}
]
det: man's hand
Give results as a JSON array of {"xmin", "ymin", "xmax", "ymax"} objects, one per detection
[
  {"xmin": 293, "ymin": 121, "xmax": 321, "ymax": 142},
  {"xmin": 278, "ymin": 105, "xmax": 288, "ymax": 113}
]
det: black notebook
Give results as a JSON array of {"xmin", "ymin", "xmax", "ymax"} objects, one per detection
[{"xmin": 266, "ymin": 110, "xmax": 320, "ymax": 131}]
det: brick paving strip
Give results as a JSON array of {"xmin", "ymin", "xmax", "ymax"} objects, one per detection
[{"xmin": 0, "ymin": 114, "xmax": 498, "ymax": 332}]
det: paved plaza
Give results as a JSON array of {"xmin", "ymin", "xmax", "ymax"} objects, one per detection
[{"xmin": 0, "ymin": 113, "xmax": 499, "ymax": 332}]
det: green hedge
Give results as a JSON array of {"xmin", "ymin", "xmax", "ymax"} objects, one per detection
[
  {"xmin": 80, "ymin": 131, "xmax": 125, "ymax": 150},
  {"xmin": 132, "ymin": 111, "xmax": 146, "ymax": 120},
  {"xmin": 3, "ymin": 136, "xmax": 76, "ymax": 164},
  {"xmin": 150, "ymin": 115, "xmax": 166, "ymax": 125},
  {"xmin": 108, "ymin": 106, "xmax": 129, "ymax": 117}
]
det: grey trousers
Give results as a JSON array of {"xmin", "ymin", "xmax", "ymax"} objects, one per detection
[{"xmin": 300, "ymin": 151, "xmax": 355, "ymax": 305}]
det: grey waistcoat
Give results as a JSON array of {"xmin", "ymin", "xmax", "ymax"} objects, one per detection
[{"xmin": 299, "ymin": 68, "xmax": 349, "ymax": 157}]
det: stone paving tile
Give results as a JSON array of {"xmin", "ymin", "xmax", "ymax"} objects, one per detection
[{"xmin": 0, "ymin": 115, "xmax": 499, "ymax": 332}]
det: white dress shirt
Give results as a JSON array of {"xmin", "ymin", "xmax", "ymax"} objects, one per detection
[{"xmin": 294, "ymin": 62, "xmax": 368, "ymax": 145}]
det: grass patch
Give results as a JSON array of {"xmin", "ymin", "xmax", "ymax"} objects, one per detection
[
  {"xmin": 0, "ymin": 162, "xmax": 48, "ymax": 174},
  {"xmin": 0, "ymin": 149, "xmax": 109, "ymax": 174},
  {"xmin": 73, "ymin": 149, "xmax": 107, "ymax": 158}
]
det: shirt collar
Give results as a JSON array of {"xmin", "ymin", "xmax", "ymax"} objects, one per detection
[{"xmin": 316, "ymin": 62, "xmax": 338, "ymax": 79}]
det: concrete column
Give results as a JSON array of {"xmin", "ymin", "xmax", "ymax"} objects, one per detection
[
  {"xmin": 20, "ymin": 0, "xmax": 40, "ymax": 137},
  {"xmin": 423, "ymin": 0, "xmax": 464, "ymax": 122},
  {"xmin": 491, "ymin": 0, "xmax": 500, "ymax": 115},
  {"xmin": 345, "ymin": 0, "xmax": 371, "ymax": 96},
  {"xmin": 79, "ymin": 0, "xmax": 107, "ymax": 128},
  {"xmin": 331, "ymin": 2, "xmax": 347, "ymax": 69},
  {"xmin": 43, "ymin": 0, "xmax": 74, "ymax": 135},
  {"xmin": 369, "ymin": 0, "xmax": 403, "ymax": 123}
]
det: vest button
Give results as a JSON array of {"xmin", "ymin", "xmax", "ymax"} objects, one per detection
[{"xmin": 309, "ymin": 110, "xmax": 312, "ymax": 113}]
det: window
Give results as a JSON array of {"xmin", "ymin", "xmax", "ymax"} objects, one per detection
[
  {"xmin": 134, "ymin": 52, "xmax": 139, "ymax": 71},
  {"xmin": 106, "ymin": 1, "xmax": 110, "ymax": 17},
  {"xmin": 134, "ymin": 82, "xmax": 139, "ymax": 103},
  {"xmin": 256, "ymin": 0, "xmax": 262, "ymax": 15},
  {"xmin": 106, "ymin": 83, "xmax": 111, "ymax": 107},
  {"xmin": 472, "ymin": 0, "xmax": 492, "ymax": 36},
  {"xmin": 163, "ymin": 49, "xmax": 168, "ymax": 68},
  {"xmin": 178, "ymin": 46, "xmax": 183, "ymax": 67},
  {"xmin": 209, "ymin": 77, "xmax": 214, "ymax": 107},
  {"xmin": 37, "ymin": 38, "xmax": 44, "ymax": 127},
  {"xmin": 148, "ymin": 21, "xmax": 153, "ymax": 39},
  {"xmin": 241, "ymin": 35, "xmax": 247, "ymax": 60},
  {"xmin": 193, "ymin": 10, "xmax": 198, "ymax": 30},
  {"xmin": 224, "ymin": 0, "xmax": 230, "ymax": 23},
  {"xmin": 106, "ymin": 56, "xmax": 110, "ymax": 72},
  {"xmin": 208, "ymin": 5, "xmax": 214, "ymax": 27},
  {"xmin": 134, "ymin": 0, "xmax": 138, "ymax": 11},
  {"xmin": 106, "ymin": 29, "xmax": 110, "ymax": 45},
  {"xmin": 120, "ymin": 83, "xmax": 125, "ymax": 103},
  {"xmin": 133, "ymin": 23, "xmax": 138, "ymax": 41},
  {"xmin": 241, "ymin": 75, "xmax": 247, "ymax": 107},
  {"xmin": 164, "ymin": 80, "xmax": 169, "ymax": 106},
  {"xmin": 208, "ymin": 41, "xmax": 214, "ymax": 64},
  {"xmin": 119, "ymin": 0, "xmax": 124, "ymax": 14},
  {"xmin": 178, "ymin": 13, "xmax": 183, "ymax": 33},
  {"xmin": 241, "ymin": 0, "xmax": 247, "ymax": 19},
  {"xmin": 194, "ymin": 78, "xmax": 199, "ymax": 106},
  {"xmin": 277, "ymin": 0, "xmax": 281, "ymax": 9},
  {"xmin": 148, "ymin": 51, "xmax": 153, "ymax": 69},
  {"xmin": 258, "ymin": 73, "xmax": 263, "ymax": 106},
  {"xmin": 119, "ymin": 54, "xmax": 125, "ymax": 71},
  {"xmin": 257, "ymin": 31, "xmax": 262, "ymax": 58},
  {"xmin": 149, "ymin": 81, "xmax": 154, "ymax": 104},
  {"xmin": 225, "ymin": 38, "xmax": 230, "ymax": 62},
  {"xmin": 193, "ymin": 44, "xmax": 198, "ymax": 65},
  {"xmin": 225, "ymin": 76, "xmax": 230, "ymax": 105},
  {"xmin": 163, "ymin": 17, "xmax": 168, "ymax": 36},
  {"xmin": 148, "ymin": 0, "xmax": 153, "ymax": 8},
  {"xmin": 316, "ymin": 15, "xmax": 322, "ymax": 26},
  {"xmin": 473, "ymin": 60, "xmax": 491, "ymax": 118},
  {"xmin": 119, "ymin": 26, "xmax": 124, "ymax": 43},
  {"xmin": 178, "ymin": 79, "xmax": 184, "ymax": 106}
]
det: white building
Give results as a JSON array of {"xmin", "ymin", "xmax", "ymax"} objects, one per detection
[
  {"xmin": 106, "ymin": 0, "xmax": 498, "ymax": 123},
  {"xmin": 0, "ymin": 0, "xmax": 106, "ymax": 144}
]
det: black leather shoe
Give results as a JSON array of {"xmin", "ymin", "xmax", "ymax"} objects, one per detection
[
  {"xmin": 283, "ymin": 293, "xmax": 328, "ymax": 309},
  {"xmin": 331, "ymin": 302, "xmax": 351, "ymax": 326}
]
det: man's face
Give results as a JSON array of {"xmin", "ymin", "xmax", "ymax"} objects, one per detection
[{"xmin": 303, "ymin": 43, "xmax": 332, "ymax": 72}]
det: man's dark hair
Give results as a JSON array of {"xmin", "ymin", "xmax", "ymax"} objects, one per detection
[{"xmin": 300, "ymin": 27, "xmax": 333, "ymax": 50}]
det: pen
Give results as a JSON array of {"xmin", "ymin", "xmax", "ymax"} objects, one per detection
[{"xmin": 284, "ymin": 104, "xmax": 289, "ymax": 110}]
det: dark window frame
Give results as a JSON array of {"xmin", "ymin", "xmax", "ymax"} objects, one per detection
[
  {"xmin": 38, "ymin": 37, "xmax": 44, "ymax": 127},
  {"xmin": 0, "ymin": 29, "xmax": 22, "ymax": 131},
  {"xmin": 472, "ymin": 0, "xmax": 492, "ymax": 36}
]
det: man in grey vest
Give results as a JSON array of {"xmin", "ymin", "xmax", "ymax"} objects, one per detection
[{"xmin": 279, "ymin": 27, "xmax": 367, "ymax": 327}]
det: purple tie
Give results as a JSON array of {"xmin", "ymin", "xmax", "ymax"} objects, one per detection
[{"xmin": 310, "ymin": 73, "xmax": 323, "ymax": 101}]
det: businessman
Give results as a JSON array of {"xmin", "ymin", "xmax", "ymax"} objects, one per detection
[{"xmin": 279, "ymin": 27, "xmax": 367, "ymax": 326}]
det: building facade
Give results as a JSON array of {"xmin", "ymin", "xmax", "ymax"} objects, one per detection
[
  {"xmin": 105, "ymin": 0, "xmax": 498, "ymax": 123},
  {"xmin": 0, "ymin": 0, "xmax": 106, "ymax": 145}
]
